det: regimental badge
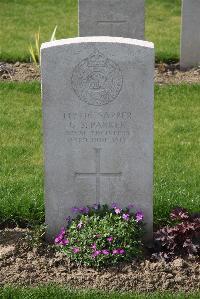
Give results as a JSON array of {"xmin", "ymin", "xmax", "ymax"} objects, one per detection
[{"xmin": 71, "ymin": 50, "xmax": 123, "ymax": 106}]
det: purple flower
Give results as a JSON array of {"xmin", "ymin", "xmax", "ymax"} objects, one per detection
[
  {"xmin": 71, "ymin": 206, "xmax": 90, "ymax": 214},
  {"xmin": 77, "ymin": 221, "xmax": 83, "ymax": 229},
  {"xmin": 78, "ymin": 207, "xmax": 84, "ymax": 213},
  {"xmin": 102, "ymin": 249, "xmax": 110, "ymax": 255},
  {"xmin": 122, "ymin": 213, "xmax": 130, "ymax": 221},
  {"xmin": 112, "ymin": 248, "xmax": 125, "ymax": 255},
  {"xmin": 60, "ymin": 239, "xmax": 69, "ymax": 246},
  {"xmin": 135, "ymin": 211, "xmax": 144, "ymax": 222},
  {"xmin": 112, "ymin": 202, "xmax": 120, "ymax": 209},
  {"xmin": 73, "ymin": 247, "xmax": 80, "ymax": 253},
  {"xmin": 118, "ymin": 248, "xmax": 125, "ymax": 255},
  {"xmin": 92, "ymin": 250, "xmax": 101, "ymax": 258},
  {"xmin": 60, "ymin": 227, "xmax": 65, "ymax": 234},
  {"xmin": 54, "ymin": 236, "xmax": 62, "ymax": 244},
  {"xmin": 84, "ymin": 207, "xmax": 90, "ymax": 214},
  {"xmin": 79, "ymin": 206, "xmax": 89, "ymax": 214},
  {"xmin": 112, "ymin": 249, "xmax": 119, "ymax": 255},
  {"xmin": 71, "ymin": 207, "xmax": 79, "ymax": 213},
  {"xmin": 107, "ymin": 236, "xmax": 113, "ymax": 243},
  {"xmin": 54, "ymin": 227, "xmax": 66, "ymax": 244},
  {"xmin": 114, "ymin": 207, "xmax": 122, "ymax": 214},
  {"xmin": 91, "ymin": 243, "xmax": 97, "ymax": 250}
]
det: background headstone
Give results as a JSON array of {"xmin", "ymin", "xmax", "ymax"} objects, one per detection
[
  {"xmin": 180, "ymin": 0, "xmax": 200, "ymax": 70},
  {"xmin": 41, "ymin": 37, "xmax": 154, "ymax": 242},
  {"xmin": 79, "ymin": 0, "xmax": 145, "ymax": 39}
]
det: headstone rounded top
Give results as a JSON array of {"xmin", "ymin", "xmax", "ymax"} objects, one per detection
[{"xmin": 41, "ymin": 36, "xmax": 154, "ymax": 51}]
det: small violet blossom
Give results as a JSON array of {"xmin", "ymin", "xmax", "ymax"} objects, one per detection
[
  {"xmin": 102, "ymin": 249, "xmax": 110, "ymax": 255},
  {"xmin": 61, "ymin": 239, "xmax": 69, "ymax": 246},
  {"xmin": 92, "ymin": 250, "xmax": 101, "ymax": 258},
  {"xmin": 107, "ymin": 236, "xmax": 113, "ymax": 243},
  {"xmin": 71, "ymin": 207, "xmax": 79, "ymax": 213},
  {"xmin": 77, "ymin": 221, "xmax": 83, "ymax": 229},
  {"xmin": 79, "ymin": 206, "xmax": 89, "ymax": 214},
  {"xmin": 112, "ymin": 202, "xmax": 120, "ymax": 209},
  {"xmin": 54, "ymin": 227, "xmax": 66, "ymax": 244},
  {"xmin": 118, "ymin": 248, "xmax": 125, "ymax": 254},
  {"xmin": 73, "ymin": 247, "xmax": 80, "ymax": 254},
  {"xmin": 71, "ymin": 206, "xmax": 89, "ymax": 214},
  {"xmin": 122, "ymin": 213, "xmax": 130, "ymax": 221},
  {"xmin": 112, "ymin": 248, "xmax": 125, "ymax": 255},
  {"xmin": 135, "ymin": 211, "xmax": 144, "ymax": 222},
  {"xmin": 91, "ymin": 243, "xmax": 97, "ymax": 250},
  {"xmin": 114, "ymin": 207, "xmax": 122, "ymax": 214}
]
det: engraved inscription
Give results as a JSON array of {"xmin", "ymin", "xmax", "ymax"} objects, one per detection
[
  {"xmin": 71, "ymin": 50, "xmax": 123, "ymax": 106},
  {"xmin": 64, "ymin": 111, "xmax": 132, "ymax": 144},
  {"xmin": 75, "ymin": 148, "xmax": 122, "ymax": 203}
]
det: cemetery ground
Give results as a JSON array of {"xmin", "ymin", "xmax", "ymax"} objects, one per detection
[
  {"xmin": 0, "ymin": 82, "xmax": 199, "ymax": 295},
  {"xmin": 0, "ymin": 0, "xmax": 200, "ymax": 297}
]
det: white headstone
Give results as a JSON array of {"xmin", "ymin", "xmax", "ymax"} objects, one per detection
[
  {"xmin": 79, "ymin": 0, "xmax": 145, "ymax": 39},
  {"xmin": 180, "ymin": 0, "xmax": 200, "ymax": 70},
  {"xmin": 41, "ymin": 37, "xmax": 154, "ymax": 242}
]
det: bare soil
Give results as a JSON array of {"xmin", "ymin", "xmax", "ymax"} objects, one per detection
[
  {"xmin": 0, "ymin": 62, "xmax": 40, "ymax": 82},
  {"xmin": 0, "ymin": 228, "xmax": 199, "ymax": 293},
  {"xmin": 0, "ymin": 62, "xmax": 200, "ymax": 84},
  {"xmin": 155, "ymin": 63, "xmax": 200, "ymax": 85}
]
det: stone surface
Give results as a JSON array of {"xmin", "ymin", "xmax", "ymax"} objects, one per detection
[
  {"xmin": 79, "ymin": 0, "xmax": 145, "ymax": 39},
  {"xmin": 41, "ymin": 37, "xmax": 154, "ymax": 242},
  {"xmin": 180, "ymin": 0, "xmax": 200, "ymax": 70}
]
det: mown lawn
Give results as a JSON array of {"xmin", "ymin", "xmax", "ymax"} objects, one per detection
[
  {"xmin": 0, "ymin": 286, "xmax": 200, "ymax": 299},
  {"xmin": 0, "ymin": 0, "xmax": 181, "ymax": 62},
  {"xmin": 146, "ymin": 0, "xmax": 181, "ymax": 62},
  {"xmin": 0, "ymin": 82, "xmax": 43, "ymax": 226},
  {"xmin": 0, "ymin": 82, "xmax": 199, "ymax": 226},
  {"xmin": 0, "ymin": 0, "xmax": 78, "ymax": 62}
]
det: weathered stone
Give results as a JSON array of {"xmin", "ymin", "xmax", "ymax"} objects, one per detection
[
  {"xmin": 41, "ymin": 36, "xmax": 154, "ymax": 242},
  {"xmin": 180, "ymin": 0, "xmax": 200, "ymax": 70},
  {"xmin": 79, "ymin": 0, "xmax": 145, "ymax": 39}
]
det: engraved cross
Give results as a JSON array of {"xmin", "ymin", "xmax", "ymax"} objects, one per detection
[{"xmin": 75, "ymin": 148, "xmax": 122, "ymax": 203}]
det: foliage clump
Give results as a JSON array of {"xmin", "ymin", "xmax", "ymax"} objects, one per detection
[
  {"xmin": 54, "ymin": 203, "xmax": 145, "ymax": 267},
  {"xmin": 153, "ymin": 207, "xmax": 200, "ymax": 260}
]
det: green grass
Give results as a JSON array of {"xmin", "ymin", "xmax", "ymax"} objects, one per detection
[
  {"xmin": 0, "ymin": 0, "xmax": 78, "ymax": 62},
  {"xmin": 0, "ymin": 0, "xmax": 181, "ymax": 62},
  {"xmin": 0, "ymin": 82, "xmax": 199, "ymax": 226},
  {"xmin": 146, "ymin": 0, "xmax": 181, "ymax": 62},
  {"xmin": 154, "ymin": 85, "xmax": 200, "ymax": 223},
  {"xmin": 0, "ymin": 82, "xmax": 43, "ymax": 226},
  {"xmin": 0, "ymin": 286, "xmax": 200, "ymax": 299}
]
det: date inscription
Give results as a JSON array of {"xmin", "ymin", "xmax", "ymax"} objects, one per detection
[{"xmin": 64, "ymin": 111, "xmax": 132, "ymax": 144}]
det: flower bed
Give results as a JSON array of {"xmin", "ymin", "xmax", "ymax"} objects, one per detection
[{"xmin": 55, "ymin": 204, "xmax": 145, "ymax": 267}]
